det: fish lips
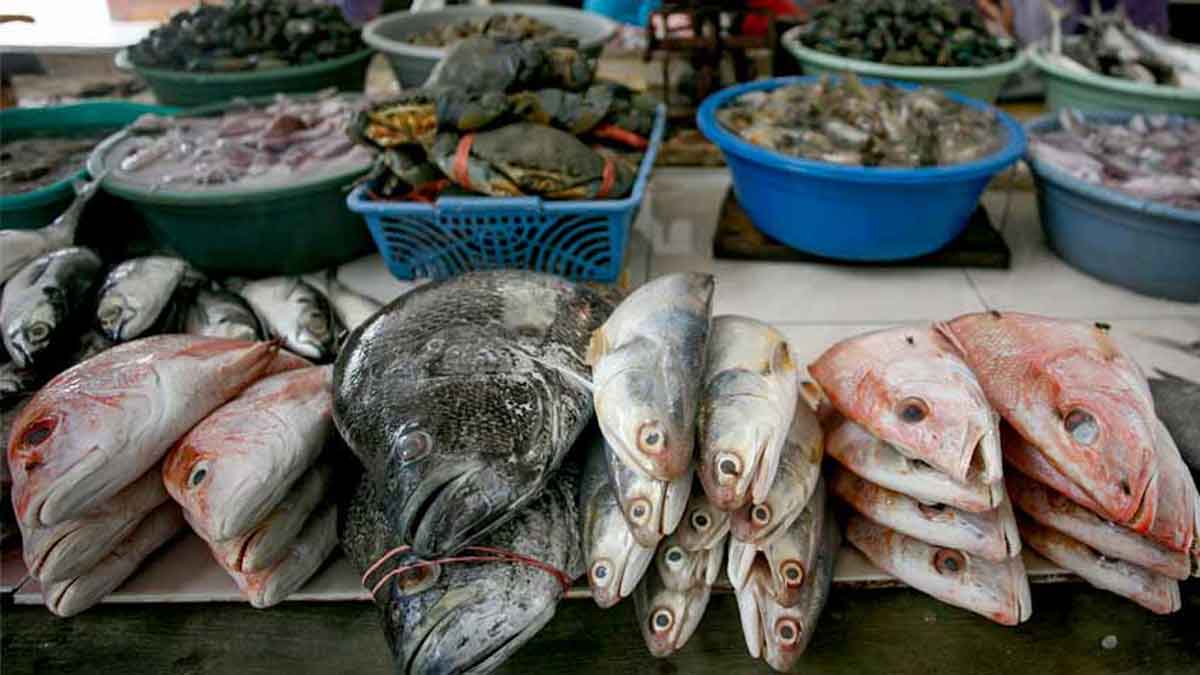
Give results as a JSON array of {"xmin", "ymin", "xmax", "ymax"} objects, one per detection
[{"xmin": 394, "ymin": 464, "xmax": 516, "ymax": 558}]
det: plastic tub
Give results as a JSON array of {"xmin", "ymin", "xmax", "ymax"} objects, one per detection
[
  {"xmin": 347, "ymin": 105, "xmax": 665, "ymax": 282},
  {"xmin": 114, "ymin": 48, "xmax": 375, "ymax": 107},
  {"xmin": 696, "ymin": 76, "xmax": 1026, "ymax": 262},
  {"xmin": 0, "ymin": 101, "xmax": 175, "ymax": 231},
  {"xmin": 1028, "ymin": 42, "xmax": 1200, "ymax": 115},
  {"xmin": 781, "ymin": 25, "xmax": 1027, "ymax": 103},
  {"xmin": 86, "ymin": 98, "xmax": 373, "ymax": 276},
  {"xmin": 363, "ymin": 5, "xmax": 618, "ymax": 88},
  {"xmin": 1026, "ymin": 112, "xmax": 1200, "ymax": 301}
]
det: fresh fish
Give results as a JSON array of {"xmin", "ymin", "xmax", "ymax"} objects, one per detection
[
  {"xmin": 334, "ymin": 270, "xmax": 612, "ymax": 558},
  {"xmin": 735, "ymin": 506, "xmax": 838, "ymax": 673},
  {"xmin": 0, "ymin": 177, "xmax": 100, "ymax": 284},
  {"xmin": 234, "ymin": 277, "xmax": 338, "ymax": 361},
  {"xmin": 729, "ymin": 478, "xmax": 828, "ymax": 607},
  {"xmin": 325, "ymin": 269, "xmax": 382, "ymax": 334},
  {"xmin": 184, "ymin": 287, "xmax": 262, "ymax": 341},
  {"xmin": 0, "ymin": 361, "xmax": 39, "ymax": 405},
  {"xmin": 580, "ymin": 435, "xmax": 654, "ymax": 608},
  {"xmin": 21, "ymin": 466, "xmax": 168, "ymax": 583},
  {"xmin": 830, "ymin": 466, "xmax": 1020, "ymax": 562},
  {"xmin": 634, "ymin": 558, "xmax": 711, "ymax": 658},
  {"xmin": 163, "ymin": 365, "xmax": 333, "ymax": 542},
  {"xmin": 730, "ymin": 401, "xmax": 824, "ymax": 545},
  {"xmin": 213, "ymin": 501, "xmax": 339, "ymax": 608},
  {"xmin": 341, "ymin": 467, "xmax": 584, "ymax": 675},
  {"xmin": 672, "ymin": 485, "xmax": 732, "ymax": 577},
  {"xmin": 1149, "ymin": 371, "xmax": 1200, "ymax": 473},
  {"xmin": 199, "ymin": 461, "xmax": 333, "ymax": 574},
  {"xmin": 8, "ymin": 336, "xmax": 296, "ymax": 528},
  {"xmin": 96, "ymin": 256, "xmax": 203, "ymax": 342},
  {"xmin": 846, "ymin": 515, "xmax": 1032, "ymax": 625},
  {"xmin": 940, "ymin": 313, "xmax": 1158, "ymax": 524},
  {"xmin": 605, "ymin": 439, "xmax": 692, "ymax": 549},
  {"xmin": 0, "ymin": 247, "xmax": 102, "ymax": 368},
  {"xmin": 827, "ymin": 419, "xmax": 1004, "ymax": 513},
  {"xmin": 1017, "ymin": 513, "xmax": 1181, "ymax": 614},
  {"xmin": 1007, "ymin": 471, "xmax": 1190, "ymax": 580},
  {"xmin": 588, "ymin": 272, "xmax": 713, "ymax": 482},
  {"xmin": 41, "ymin": 501, "xmax": 185, "ymax": 617},
  {"xmin": 698, "ymin": 316, "xmax": 803, "ymax": 510},
  {"xmin": 810, "ymin": 324, "xmax": 1002, "ymax": 486},
  {"xmin": 652, "ymin": 526, "xmax": 725, "ymax": 593}
]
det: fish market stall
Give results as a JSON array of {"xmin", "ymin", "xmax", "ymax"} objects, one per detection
[{"xmin": 3, "ymin": 2, "xmax": 1200, "ymax": 675}]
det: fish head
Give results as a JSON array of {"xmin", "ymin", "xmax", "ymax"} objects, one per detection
[
  {"xmin": 735, "ymin": 558, "xmax": 809, "ymax": 668},
  {"xmin": 583, "ymin": 483, "xmax": 654, "ymax": 608},
  {"xmin": 730, "ymin": 404, "xmax": 823, "ymax": 544},
  {"xmin": 604, "ymin": 442, "xmax": 692, "ymax": 549},
  {"xmin": 698, "ymin": 369, "xmax": 791, "ymax": 510},
  {"xmin": 810, "ymin": 327, "xmax": 1001, "ymax": 485},
  {"xmin": 591, "ymin": 335, "xmax": 695, "ymax": 481},
  {"xmin": 654, "ymin": 531, "xmax": 708, "ymax": 591},
  {"xmin": 96, "ymin": 290, "xmax": 141, "ymax": 341},
  {"xmin": 290, "ymin": 298, "xmax": 336, "ymax": 360},
  {"xmin": 161, "ymin": 435, "xmax": 249, "ymax": 540},
  {"xmin": 634, "ymin": 573, "xmax": 710, "ymax": 658},
  {"xmin": 673, "ymin": 485, "xmax": 731, "ymax": 553},
  {"xmin": 5, "ymin": 300, "xmax": 59, "ymax": 368}
]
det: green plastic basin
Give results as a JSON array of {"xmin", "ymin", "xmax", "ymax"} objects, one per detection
[
  {"xmin": 0, "ymin": 101, "xmax": 175, "ymax": 231},
  {"xmin": 1028, "ymin": 42, "xmax": 1200, "ymax": 116},
  {"xmin": 115, "ymin": 48, "xmax": 375, "ymax": 107},
  {"xmin": 781, "ymin": 25, "xmax": 1027, "ymax": 102},
  {"xmin": 86, "ymin": 97, "xmax": 373, "ymax": 276}
]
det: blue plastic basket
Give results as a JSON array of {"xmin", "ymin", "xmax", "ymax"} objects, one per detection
[
  {"xmin": 697, "ymin": 76, "xmax": 1026, "ymax": 261},
  {"xmin": 347, "ymin": 106, "xmax": 665, "ymax": 282}
]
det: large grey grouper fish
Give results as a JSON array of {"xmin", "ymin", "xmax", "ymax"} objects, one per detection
[{"xmin": 332, "ymin": 270, "xmax": 615, "ymax": 558}]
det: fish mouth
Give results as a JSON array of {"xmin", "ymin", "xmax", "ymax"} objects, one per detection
[
  {"xmin": 401, "ymin": 467, "xmax": 498, "ymax": 557},
  {"xmin": 35, "ymin": 449, "xmax": 116, "ymax": 528},
  {"xmin": 405, "ymin": 590, "xmax": 556, "ymax": 675},
  {"xmin": 29, "ymin": 525, "xmax": 81, "ymax": 580},
  {"xmin": 8, "ymin": 340, "xmax": 32, "ymax": 369}
]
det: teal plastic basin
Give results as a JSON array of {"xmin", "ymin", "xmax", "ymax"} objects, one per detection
[
  {"xmin": 781, "ymin": 25, "xmax": 1028, "ymax": 103},
  {"xmin": 0, "ymin": 101, "xmax": 175, "ymax": 230},
  {"xmin": 1028, "ymin": 42, "xmax": 1200, "ymax": 115}
]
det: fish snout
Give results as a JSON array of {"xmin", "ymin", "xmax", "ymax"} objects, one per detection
[
  {"xmin": 405, "ymin": 468, "xmax": 501, "ymax": 558},
  {"xmin": 96, "ymin": 298, "xmax": 132, "ymax": 340}
]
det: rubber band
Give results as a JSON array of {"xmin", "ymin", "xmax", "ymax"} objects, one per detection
[
  {"xmin": 453, "ymin": 133, "xmax": 476, "ymax": 191},
  {"xmin": 591, "ymin": 123, "xmax": 648, "ymax": 150},
  {"xmin": 362, "ymin": 544, "xmax": 573, "ymax": 598},
  {"xmin": 596, "ymin": 157, "xmax": 616, "ymax": 199}
]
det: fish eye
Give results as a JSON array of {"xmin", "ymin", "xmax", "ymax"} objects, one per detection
[
  {"xmin": 26, "ymin": 322, "xmax": 51, "ymax": 342},
  {"xmin": 590, "ymin": 560, "xmax": 611, "ymax": 587},
  {"xmin": 715, "ymin": 453, "xmax": 742, "ymax": 484},
  {"xmin": 690, "ymin": 510, "xmax": 710, "ymax": 531},
  {"xmin": 651, "ymin": 608, "xmax": 674, "ymax": 633},
  {"xmin": 917, "ymin": 502, "xmax": 948, "ymax": 518},
  {"xmin": 21, "ymin": 418, "xmax": 56, "ymax": 448},
  {"xmin": 629, "ymin": 499, "xmax": 651, "ymax": 524},
  {"xmin": 637, "ymin": 422, "xmax": 666, "ymax": 454},
  {"xmin": 1063, "ymin": 409, "xmax": 1099, "ymax": 445},
  {"xmin": 897, "ymin": 397, "xmax": 929, "ymax": 424},
  {"xmin": 665, "ymin": 546, "xmax": 686, "ymax": 567},
  {"xmin": 397, "ymin": 430, "xmax": 433, "ymax": 462},
  {"xmin": 933, "ymin": 549, "xmax": 966, "ymax": 576},
  {"xmin": 189, "ymin": 462, "xmax": 210, "ymax": 489},
  {"xmin": 775, "ymin": 619, "xmax": 800, "ymax": 645},
  {"xmin": 780, "ymin": 561, "xmax": 804, "ymax": 586},
  {"xmin": 752, "ymin": 504, "xmax": 772, "ymax": 526}
]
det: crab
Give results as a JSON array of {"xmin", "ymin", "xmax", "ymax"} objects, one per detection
[
  {"xmin": 351, "ymin": 88, "xmax": 511, "ymax": 150},
  {"xmin": 426, "ymin": 37, "xmax": 594, "ymax": 94}
]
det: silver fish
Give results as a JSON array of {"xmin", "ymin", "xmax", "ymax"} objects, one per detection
[
  {"xmin": 325, "ymin": 269, "xmax": 382, "ymax": 335},
  {"xmin": 736, "ymin": 504, "xmax": 838, "ymax": 673},
  {"xmin": 672, "ymin": 484, "xmax": 732, "ymax": 572},
  {"xmin": 21, "ymin": 465, "xmax": 168, "ymax": 583},
  {"xmin": 698, "ymin": 315, "xmax": 802, "ymax": 510},
  {"xmin": 588, "ymin": 272, "xmax": 714, "ymax": 482},
  {"xmin": 605, "ymin": 439, "xmax": 692, "ymax": 549},
  {"xmin": 634, "ymin": 551, "xmax": 712, "ymax": 658},
  {"xmin": 184, "ymin": 287, "xmax": 262, "ymax": 341},
  {"xmin": 0, "ymin": 247, "xmax": 102, "ymax": 368},
  {"xmin": 96, "ymin": 256, "xmax": 203, "ymax": 342},
  {"xmin": 0, "ymin": 178, "xmax": 100, "ymax": 285},
  {"xmin": 729, "ymin": 478, "xmax": 828, "ymax": 607},
  {"xmin": 234, "ymin": 276, "xmax": 338, "ymax": 361},
  {"xmin": 581, "ymin": 435, "xmax": 654, "ymax": 608},
  {"xmin": 68, "ymin": 329, "xmax": 115, "ymax": 366},
  {"xmin": 41, "ymin": 501, "xmax": 185, "ymax": 617},
  {"xmin": 0, "ymin": 360, "xmax": 39, "ymax": 405}
]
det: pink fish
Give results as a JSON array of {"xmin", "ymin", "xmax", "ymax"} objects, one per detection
[
  {"xmin": 809, "ymin": 325, "xmax": 1001, "ymax": 486},
  {"xmin": 939, "ymin": 312, "xmax": 1157, "ymax": 525},
  {"xmin": 8, "ymin": 336, "xmax": 301, "ymax": 529}
]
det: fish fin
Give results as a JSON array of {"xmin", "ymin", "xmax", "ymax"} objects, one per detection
[
  {"xmin": 767, "ymin": 340, "xmax": 796, "ymax": 376},
  {"xmin": 585, "ymin": 327, "xmax": 609, "ymax": 366},
  {"xmin": 932, "ymin": 320, "xmax": 969, "ymax": 357}
]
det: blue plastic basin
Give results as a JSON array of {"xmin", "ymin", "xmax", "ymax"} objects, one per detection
[
  {"xmin": 1026, "ymin": 112, "xmax": 1200, "ymax": 302},
  {"xmin": 697, "ymin": 76, "xmax": 1027, "ymax": 261}
]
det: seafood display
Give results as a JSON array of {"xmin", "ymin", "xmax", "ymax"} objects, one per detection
[
  {"xmin": 0, "ymin": 133, "xmax": 112, "ymax": 196},
  {"xmin": 1039, "ymin": 8, "xmax": 1200, "ymax": 90},
  {"xmin": 799, "ymin": 0, "xmax": 1017, "ymax": 67},
  {"xmin": 1029, "ymin": 111, "xmax": 1200, "ymax": 210},
  {"xmin": 96, "ymin": 257, "xmax": 206, "ymax": 342},
  {"xmin": 0, "ymin": 178, "xmax": 101, "ymax": 284},
  {"xmin": 406, "ymin": 14, "xmax": 568, "ymax": 48},
  {"xmin": 128, "ymin": 0, "xmax": 363, "ymax": 73},
  {"xmin": 717, "ymin": 76, "xmax": 1005, "ymax": 167},
  {"xmin": 99, "ymin": 92, "xmax": 371, "ymax": 192}
]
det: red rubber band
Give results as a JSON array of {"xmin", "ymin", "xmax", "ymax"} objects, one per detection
[
  {"xmin": 591, "ymin": 123, "xmax": 648, "ymax": 150},
  {"xmin": 362, "ymin": 544, "xmax": 572, "ymax": 598},
  {"xmin": 453, "ymin": 133, "xmax": 476, "ymax": 191},
  {"xmin": 596, "ymin": 157, "xmax": 615, "ymax": 199}
]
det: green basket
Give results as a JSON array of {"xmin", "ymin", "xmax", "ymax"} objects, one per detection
[
  {"xmin": 86, "ymin": 96, "xmax": 373, "ymax": 276},
  {"xmin": 115, "ymin": 48, "xmax": 375, "ymax": 107},
  {"xmin": 1028, "ymin": 43, "xmax": 1200, "ymax": 116},
  {"xmin": 781, "ymin": 25, "xmax": 1027, "ymax": 103},
  {"xmin": 0, "ymin": 101, "xmax": 175, "ymax": 231}
]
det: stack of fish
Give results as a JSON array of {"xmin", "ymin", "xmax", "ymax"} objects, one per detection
[
  {"xmin": 810, "ymin": 326, "xmax": 1031, "ymax": 626},
  {"xmin": 5, "ymin": 334, "xmax": 304, "ymax": 615},
  {"xmin": 162, "ymin": 365, "xmax": 340, "ymax": 608},
  {"xmin": 941, "ymin": 312, "xmax": 1200, "ymax": 614}
]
